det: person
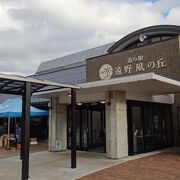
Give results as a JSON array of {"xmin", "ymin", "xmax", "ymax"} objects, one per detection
[
  {"xmin": 15, "ymin": 123, "xmax": 21, "ymax": 149},
  {"xmin": 0, "ymin": 125, "xmax": 8, "ymax": 149}
]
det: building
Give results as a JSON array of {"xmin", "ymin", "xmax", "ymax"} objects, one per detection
[{"xmin": 34, "ymin": 25, "xmax": 180, "ymax": 159}]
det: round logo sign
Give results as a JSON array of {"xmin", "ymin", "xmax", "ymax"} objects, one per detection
[{"xmin": 99, "ymin": 64, "xmax": 113, "ymax": 80}]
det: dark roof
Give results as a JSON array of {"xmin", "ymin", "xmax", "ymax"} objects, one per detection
[
  {"xmin": 34, "ymin": 65, "xmax": 86, "ymax": 85},
  {"xmin": 36, "ymin": 42, "xmax": 114, "ymax": 75},
  {"xmin": 0, "ymin": 94, "xmax": 49, "ymax": 105},
  {"xmin": 108, "ymin": 25, "xmax": 180, "ymax": 53},
  {"xmin": 31, "ymin": 65, "xmax": 86, "ymax": 105}
]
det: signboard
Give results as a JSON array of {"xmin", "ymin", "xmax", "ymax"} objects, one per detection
[{"xmin": 86, "ymin": 38, "xmax": 180, "ymax": 82}]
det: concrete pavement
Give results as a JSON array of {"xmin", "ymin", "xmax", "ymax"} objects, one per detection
[{"xmin": 0, "ymin": 150, "xmax": 162, "ymax": 180}]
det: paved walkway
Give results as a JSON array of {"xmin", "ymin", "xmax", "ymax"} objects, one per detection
[
  {"xmin": 0, "ymin": 143, "xmax": 48, "ymax": 159},
  {"xmin": 0, "ymin": 149, "xmax": 162, "ymax": 180},
  {"xmin": 0, "ymin": 148, "xmax": 179, "ymax": 180},
  {"xmin": 79, "ymin": 150, "xmax": 180, "ymax": 180}
]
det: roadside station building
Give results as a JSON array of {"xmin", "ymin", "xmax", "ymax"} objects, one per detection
[{"xmin": 34, "ymin": 25, "xmax": 180, "ymax": 159}]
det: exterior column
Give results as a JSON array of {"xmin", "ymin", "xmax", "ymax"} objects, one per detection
[
  {"xmin": 106, "ymin": 91, "xmax": 128, "ymax": 159},
  {"xmin": 49, "ymin": 97, "xmax": 67, "ymax": 151},
  {"xmin": 21, "ymin": 82, "xmax": 31, "ymax": 180}
]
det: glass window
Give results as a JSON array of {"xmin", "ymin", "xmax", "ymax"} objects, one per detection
[
  {"xmin": 144, "ymin": 106, "xmax": 154, "ymax": 151},
  {"xmin": 162, "ymin": 36, "xmax": 172, "ymax": 40},
  {"xmin": 132, "ymin": 106, "xmax": 144, "ymax": 154},
  {"xmin": 151, "ymin": 37, "xmax": 161, "ymax": 43},
  {"xmin": 81, "ymin": 109, "xmax": 88, "ymax": 149},
  {"xmin": 128, "ymin": 101, "xmax": 173, "ymax": 155},
  {"xmin": 153, "ymin": 108, "xmax": 163, "ymax": 149}
]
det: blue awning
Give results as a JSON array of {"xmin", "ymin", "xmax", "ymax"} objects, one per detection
[{"xmin": 0, "ymin": 98, "xmax": 48, "ymax": 118}]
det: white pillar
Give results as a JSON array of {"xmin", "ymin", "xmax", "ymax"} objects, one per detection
[
  {"xmin": 106, "ymin": 91, "xmax": 128, "ymax": 159},
  {"xmin": 49, "ymin": 97, "xmax": 67, "ymax": 152}
]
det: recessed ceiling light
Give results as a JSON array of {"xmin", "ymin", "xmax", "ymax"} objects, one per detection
[
  {"xmin": 77, "ymin": 102, "xmax": 82, "ymax": 106},
  {"xmin": 100, "ymin": 100, "xmax": 106, "ymax": 104}
]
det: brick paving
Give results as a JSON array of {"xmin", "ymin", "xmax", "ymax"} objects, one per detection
[
  {"xmin": 0, "ymin": 143, "xmax": 48, "ymax": 159},
  {"xmin": 79, "ymin": 152, "xmax": 180, "ymax": 180}
]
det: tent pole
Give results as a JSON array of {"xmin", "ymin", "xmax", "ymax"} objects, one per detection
[{"xmin": 6, "ymin": 117, "xmax": 11, "ymax": 150}]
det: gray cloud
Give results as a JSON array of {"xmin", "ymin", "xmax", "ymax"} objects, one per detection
[{"xmin": 0, "ymin": 0, "xmax": 180, "ymax": 75}]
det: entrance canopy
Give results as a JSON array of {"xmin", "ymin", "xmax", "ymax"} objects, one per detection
[
  {"xmin": 35, "ymin": 73, "xmax": 180, "ymax": 101},
  {"xmin": 0, "ymin": 73, "xmax": 78, "ymax": 95},
  {"xmin": 80, "ymin": 73, "xmax": 180, "ymax": 95},
  {"xmin": 0, "ymin": 73, "xmax": 79, "ymax": 180},
  {"xmin": 0, "ymin": 98, "xmax": 48, "ymax": 118}
]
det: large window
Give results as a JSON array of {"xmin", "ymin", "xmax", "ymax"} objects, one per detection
[
  {"xmin": 128, "ymin": 101, "xmax": 173, "ymax": 155},
  {"xmin": 124, "ymin": 35, "xmax": 176, "ymax": 51}
]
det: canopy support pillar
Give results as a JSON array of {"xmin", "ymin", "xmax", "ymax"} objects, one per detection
[
  {"xmin": 21, "ymin": 95, "xmax": 25, "ymax": 160},
  {"xmin": 21, "ymin": 82, "xmax": 31, "ymax": 180},
  {"xmin": 71, "ymin": 88, "xmax": 77, "ymax": 168}
]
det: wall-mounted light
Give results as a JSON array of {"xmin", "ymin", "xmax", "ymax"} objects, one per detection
[
  {"xmin": 67, "ymin": 92, "xmax": 71, "ymax": 97},
  {"xmin": 77, "ymin": 102, "xmax": 83, "ymax": 106},
  {"xmin": 106, "ymin": 91, "xmax": 111, "ymax": 106},
  {"xmin": 139, "ymin": 34, "xmax": 147, "ymax": 42},
  {"xmin": 100, "ymin": 100, "xmax": 106, "ymax": 104},
  {"xmin": 48, "ymin": 102, "xmax": 53, "ymax": 109}
]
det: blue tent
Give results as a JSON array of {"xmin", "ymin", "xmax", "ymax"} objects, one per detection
[
  {"xmin": 0, "ymin": 98, "xmax": 48, "ymax": 118},
  {"xmin": 0, "ymin": 98, "xmax": 48, "ymax": 149}
]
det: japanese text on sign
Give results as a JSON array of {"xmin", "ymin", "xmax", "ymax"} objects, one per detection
[
  {"xmin": 99, "ymin": 55, "xmax": 167, "ymax": 80},
  {"xmin": 114, "ymin": 55, "xmax": 166, "ymax": 76}
]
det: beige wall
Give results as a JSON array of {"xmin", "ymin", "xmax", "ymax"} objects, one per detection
[{"xmin": 49, "ymin": 97, "xmax": 67, "ymax": 151}]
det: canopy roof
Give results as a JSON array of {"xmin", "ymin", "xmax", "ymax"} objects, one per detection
[
  {"xmin": 80, "ymin": 73, "xmax": 180, "ymax": 95},
  {"xmin": 0, "ymin": 98, "xmax": 48, "ymax": 118},
  {"xmin": 35, "ymin": 73, "xmax": 180, "ymax": 97},
  {"xmin": 0, "ymin": 73, "xmax": 79, "ymax": 95}
]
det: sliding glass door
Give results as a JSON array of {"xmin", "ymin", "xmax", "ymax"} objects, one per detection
[
  {"xmin": 131, "ymin": 105, "xmax": 143, "ymax": 154},
  {"xmin": 67, "ymin": 103, "xmax": 105, "ymax": 152},
  {"xmin": 128, "ymin": 101, "xmax": 173, "ymax": 155},
  {"xmin": 144, "ymin": 106, "xmax": 154, "ymax": 151},
  {"xmin": 153, "ymin": 108, "xmax": 163, "ymax": 149}
]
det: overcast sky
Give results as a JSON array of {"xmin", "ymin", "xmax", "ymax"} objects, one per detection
[{"xmin": 0, "ymin": 0, "xmax": 180, "ymax": 75}]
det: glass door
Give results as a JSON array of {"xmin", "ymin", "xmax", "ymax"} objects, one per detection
[
  {"xmin": 88, "ymin": 106, "xmax": 105, "ymax": 152},
  {"xmin": 67, "ymin": 103, "xmax": 105, "ymax": 152},
  {"xmin": 163, "ymin": 107, "xmax": 173, "ymax": 147},
  {"xmin": 153, "ymin": 108, "xmax": 163, "ymax": 149},
  {"xmin": 128, "ymin": 101, "xmax": 173, "ymax": 155},
  {"xmin": 131, "ymin": 105, "xmax": 144, "ymax": 154},
  {"xmin": 67, "ymin": 108, "xmax": 82, "ymax": 149},
  {"xmin": 161, "ymin": 108, "xmax": 168, "ymax": 148},
  {"xmin": 80, "ymin": 109, "xmax": 88, "ymax": 150},
  {"xmin": 144, "ymin": 106, "xmax": 154, "ymax": 151}
]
